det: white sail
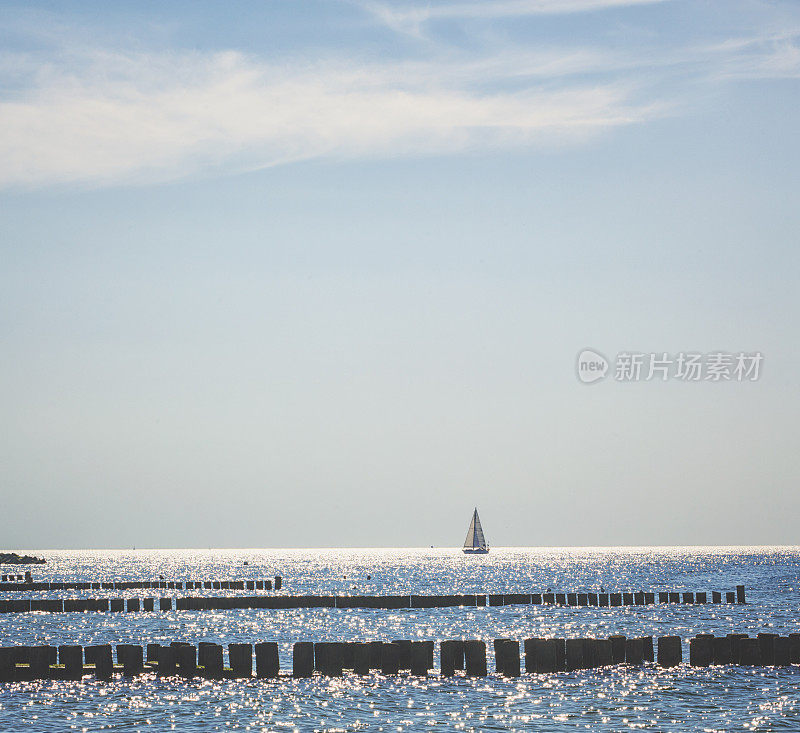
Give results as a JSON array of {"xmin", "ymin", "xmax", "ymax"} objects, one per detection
[{"xmin": 463, "ymin": 508, "xmax": 487, "ymax": 550}]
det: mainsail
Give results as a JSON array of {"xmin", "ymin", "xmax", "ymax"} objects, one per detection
[{"xmin": 463, "ymin": 508, "xmax": 487, "ymax": 550}]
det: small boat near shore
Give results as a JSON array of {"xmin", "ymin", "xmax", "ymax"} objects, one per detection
[{"xmin": 462, "ymin": 508, "xmax": 489, "ymax": 554}]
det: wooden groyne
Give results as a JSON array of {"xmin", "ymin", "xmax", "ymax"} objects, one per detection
[
  {"xmin": 2, "ymin": 631, "xmax": 797, "ymax": 682},
  {"xmin": 0, "ymin": 577, "xmax": 282, "ymax": 592},
  {"xmin": 0, "ymin": 586, "xmax": 746, "ymax": 613}
]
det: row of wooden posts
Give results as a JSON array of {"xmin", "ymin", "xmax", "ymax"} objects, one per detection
[
  {"xmin": 0, "ymin": 586, "xmax": 746, "ymax": 614},
  {"xmin": 0, "ymin": 577, "xmax": 282, "ymax": 593},
  {"xmin": 2, "ymin": 631, "xmax": 795, "ymax": 682}
]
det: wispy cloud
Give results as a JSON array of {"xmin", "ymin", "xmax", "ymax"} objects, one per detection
[
  {"xmin": 354, "ymin": 0, "xmax": 668, "ymax": 36},
  {"xmin": 0, "ymin": 48, "xmax": 659, "ymax": 189}
]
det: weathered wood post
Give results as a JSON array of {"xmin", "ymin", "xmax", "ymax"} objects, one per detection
[
  {"xmin": 682, "ymin": 592, "xmax": 694, "ymax": 604},
  {"xmin": 712, "ymin": 636, "xmax": 731, "ymax": 665},
  {"xmin": 255, "ymin": 642, "xmax": 280, "ymax": 678},
  {"xmin": 736, "ymin": 585, "xmax": 746, "ymax": 604},
  {"xmin": 757, "ymin": 633, "xmax": 777, "ymax": 666},
  {"xmin": 392, "ymin": 640, "xmax": 412, "ymax": 671},
  {"xmin": 726, "ymin": 591, "xmax": 735, "ymax": 603},
  {"xmin": 440, "ymin": 641, "xmax": 458, "ymax": 676},
  {"xmin": 352, "ymin": 642, "xmax": 370, "ymax": 674},
  {"xmin": 59, "ymin": 645, "xmax": 84, "ymax": 680},
  {"xmin": 293, "ymin": 642, "xmax": 314, "ymax": 677},
  {"xmin": 739, "ymin": 638, "xmax": 761, "ymax": 665},
  {"xmin": 565, "ymin": 638, "xmax": 584, "ymax": 671},
  {"xmin": 774, "ymin": 637, "xmax": 791, "ymax": 666},
  {"xmin": 229, "ymin": 644, "xmax": 253, "ymax": 678},
  {"xmin": 595, "ymin": 639, "xmax": 613, "ymax": 667},
  {"xmin": 177, "ymin": 645, "xmax": 197, "ymax": 677},
  {"xmin": 274, "ymin": 576, "xmax": 282, "ymax": 591},
  {"xmin": 789, "ymin": 634, "xmax": 800, "ymax": 664},
  {"xmin": 90, "ymin": 644, "xmax": 114, "ymax": 680},
  {"xmin": 625, "ymin": 637, "xmax": 643, "ymax": 665},
  {"xmin": 157, "ymin": 645, "xmax": 177, "ymax": 677},
  {"xmin": 712, "ymin": 591, "xmax": 722, "ymax": 603},
  {"xmin": 380, "ymin": 642, "xmax": 400, "ymax": 675},
  {"xmin": 641, "ymin": 636, "xmax": 654, "ymax": 662},
  {"xmin": 159, "ymin": 598, "xmax": 172, "ymax": 611},
  {"xmin": 410, "ymin": 641, "xmax": 431, "ymax": 676},
  {"xmin": 119, "ymin": 644, "xmax": 144, "ymax": 676},
  {"xmin": 657, "ymin": 636, "xmax": 681, "ymax": 667},
  {"xmin": 464, "ymin": 640, "xmax": 487, "ymax": 677},
  {"xmin": 609, "ymin": 635, "xmax": 626, "ymax": 664},
  {"xmin": 690, "ymin": 636, "xmax": 713, "ymax": 666},
  {"xmin": 199, "ymin": 643, "xmax": 223, "ymax": 678},
  {"xmin": 494, "ymin": 639, "xmax": 520, "ymax": 676}
]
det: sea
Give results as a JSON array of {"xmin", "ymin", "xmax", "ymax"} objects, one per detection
[{"xmin": 1, "ymin": 546, "xmax": 799, "ymax": 732}]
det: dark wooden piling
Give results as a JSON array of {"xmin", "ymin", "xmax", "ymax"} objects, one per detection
[
  {"xmin": 609, "ymin": 635, "xmax": 626, "ymax": 664},
  {"xmin": 177, "ymin": 645, "xmax": 197, "ymax": 677},
  {"xmin": 523, "ymin": 638, "xmax": 539, "ymax": 672},
  {"xmin": 695, "ymin": 592, "xmax": 707, "ymax": 604},
  {"xmin": 622, "ymin": 593, "xmax": 633, "ymax": 606},
  {"xmin": 577, "ymin": 593, "xmax": 588, "ymax": 606},
  {"xmin": 658, "ymin": 592, "xmax": 668, "ymax": 603},
  {"xmin": 274, "ymin": 576, "xmax": 282, "ymax": 591},
  {"xmin": 380, "ymin": 642, "xmax": 400, "ymax": 675},
  {"xmin": 711, "ymin": 636, "xmax": 731, "ymax": 665},
  {"xmin": 567, "ymin": 593, "xmax": 577, "ymax": 606},
  {"xmin": 610, "ymin": 593, "xmax": 622, "ymax": 607},
  {"xmin": 641, "ymin": 636, "xmax": 654, "ymax": 662},
  {"xmin": 143, "ymin": 598, "xmax": 154, "ymax": 611},
  {"xmin": 90, "ymin": 644, "xmax": 114, "ymax": 680},
  {"xmin": 199, "ymin": 643, "xmax": 223, "ymax": 678},
  {"xmin": 410, "ymin": 641, "xmax": 431, "ymax": 676},
  {"xmin": 0, "ymin": 648, "xmax": 14, "ymax": 682},
  {"xmin": 595, "ymin": 639, "xmax": 613, "ymax": 667},
  {"xmin": 727, "ymin": 634, "xmax": 748, "ymax": 663},
  {"xmin": 159, "ymin": 598, "xmax": 172, "ymax": 611},
  {"xmin": 494, "ymin": 639, "xmax": 520, "ymax": 676},
  {"xmin": 757, "ymin": 633, "xmax": 777, "ymax": 666},
  {"xmin": 118, "ymin": 644, "xmax": 144, "ymax": 676},
  {"xmin": 726, "ymin": 591, "xmax": 735, "ymax": 603},
  {"xmin": 645, "ymin": 592, "xmax": 655, "ymax": 604},
  {"xmin": 773, "ymin": 637, "xmax": 790, "ymax": 666},
  {"xmin": 739, "ymin": 638, "xmax": 761, "ymax": 665},
  {"xmin": 634, "ymin": 592, "xmax": 645, "ymax": 605},
  {"xmin": 588, "ymin": 593, "xmax": 598, "ymax": 606},
  {"xmin": 392, "ymin": 640, "xmax": 412, "ymax": 670},
  {"xmin": 625, "ymin": 637, "xmax": 644, "ymax": 665},
  {"xmin": 255, "ymin": 642, "xmax": 279, "ymax": 678},
  {"xmin": 788, "ymin": 634, "xmax": 800, "ymax": 664},
  {"xmin": 543, "ymin": 593, "xmax": 555, "ymax": 604},
  {"xmin": 352, "ymin": 643, "xmax": 371, "ymax": 674},
  {"xmin": 59, "ymin": 645, "xmax": 84, "ymax": 680},
  {"xmin": 157, "ymin": 645, "xmax": 177, "ymax": 677},
  {"xmin": 565, "ymin": 638, "xmax": 584, "ymax": 671},
  {"xmin": 464, "ymin": 640, "xmax": 487, "ymax": 677},
  {"xmin": 712, "ymin": 591, "xmax": 721, "ymax": 603},
  {"xmin": 690, "ymin": 637, "xmax": 712, "ymax": 666},
  {"xmin": 682, "ymin": 592, "xmax": 694, "ymax": 604},
  {"xmin": 531, "ymin": 593, "xmax": 542, "ymax": 604},
  {"xmin": 736, "ymin": 585, "xmax": 746, "ymax": 604},
  {"xmin": 440, "ymin": 640, "xmax": 458, "ymax": 676},
  {"xmin": 657, "ymin": 636, "xmax": 681, "ymax": 667},
  {"xmin": 293, "ymin": 642, "xmax": 314, "ymax": 677},
  {"xmin": 110, "ymin": 598, "xmax": 124, "ymax": 612},
  {"xmin": 669, "ymin": 592, "xmax": 680, "ymax": 603},
  {"xmin": 555, "ymin": 593, "xmax": 567, "ymax": 605},
  {"xmin": 30, "ymin": 646, "xmax": 56, "ymax": 679},
  {"xmin": 228, "ymin": 643, "xmax": 253, "ymax": 678}
]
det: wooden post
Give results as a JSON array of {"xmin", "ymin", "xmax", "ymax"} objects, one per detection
[
  {"xmin": 255, "ymin": 642, "xmax": 279, "ymax": 678},
  {"xmin": 736, "ymin": 585, "xmax": 746, "ymax": 604},
  {"xmin": 352, "ymin": 643, "xmax": 370, "ymax": 674},
  {"xmin": 380, "ymin": 642, "xmax": 399, "ymax": 675},
  {"xmin": 59, "ymin": 645, "xmax": 84, "ymax": 680},
  {"xmin": 609, "ymin": 636, "xmax": 626, "ymax": 664},
  {"xmin": 494, "ymin": 639, "xmax": 520, "ymax": 676},
  {"xmin": 690, "ymin": 637, "xmax": 712, "ymax": 666},
  {"xmin": 657, "ymin": 636, "xmax": 681, "ymax": 667},
  {"xmin": 177, "ymin": 645, "xmax": 197, "ymax": 677},
  {"xmin": 292, "ymin": 642, "xmax": 314, "ymax": 677},
  {"xmin": 625, "ymin": 637, "xmax": 643, "ymax": 665},
  {"xmin": 410, "ymin": 641, "xmax": 431, "ymax": 676},
  {"xmin": 712, "ymin": 637, "xmax": 731, "ymax": 665},
  {"xmin": 464, "ymin": 640, "xmax": 487, "ymax": 677}
]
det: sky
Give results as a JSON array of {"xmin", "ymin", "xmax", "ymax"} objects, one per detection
[{"xmin": 1, "ymin": 0, "xmax": 799, "ymax": 549}]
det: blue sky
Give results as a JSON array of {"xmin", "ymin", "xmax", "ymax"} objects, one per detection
[{"xmin": 1, "ymin": 0, "xmax": 799, "ymax": 548}]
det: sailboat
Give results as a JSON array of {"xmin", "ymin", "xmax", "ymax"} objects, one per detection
[{"xmin": 462, "ymin": 508, "xmax": 489, "ymax": 554}]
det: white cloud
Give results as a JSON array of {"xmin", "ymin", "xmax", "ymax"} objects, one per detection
[
  {"xmin": 354, "ymin": 0, "xmax": 668, "ymax": 36},
  {"xmin": 0, "ymin": 48, "xmax": 658, "ymax": 188}
]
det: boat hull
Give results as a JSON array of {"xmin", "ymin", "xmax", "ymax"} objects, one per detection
[{"xmin": 462, "ymin": 548, "xmax": 489, "ymax": 554}]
